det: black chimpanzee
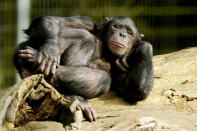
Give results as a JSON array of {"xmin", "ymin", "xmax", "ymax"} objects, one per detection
[{"xmin": 14, "ymin": 15, "xmax": 153, "ymax": 122}]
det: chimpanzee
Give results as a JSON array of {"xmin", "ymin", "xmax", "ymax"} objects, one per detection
[{"xmin": 14, "ymin": 15, "xmax": 153, "ymax": 122}]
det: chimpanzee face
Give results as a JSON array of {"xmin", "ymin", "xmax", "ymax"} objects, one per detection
[{"xmin": 106, "ymin": 17, "xmax": 139, "ymax": 57}]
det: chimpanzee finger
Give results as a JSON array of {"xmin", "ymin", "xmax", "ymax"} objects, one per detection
[
  {"xmin": 50, "ymin": 58, "xmax": 57, "ymax": 75},
  {"xmin": 57, "ymin": 56, "xmax": 60, "ymax": 67},
  {"xmin": 84, "ymin": 108, "xmax": 93, "ymax": 122},
  {"xmin": 30, "ymin": 52, "xmax": 42, "ymax": 70},
  {"xmin": 18, "ymin": 49, "xmax": 36, "ymax": 55},
  {"xmin": 36, "ymin": 52, "xmax": 42, "ymax": 64},
  {"xmin": 25, "ymin": 46, "xmax": 36, "ymax": 50},
  {"xmin": 44, "ymin": 58, "xmax": 53, "ymax": 76},
  {"xmin": 18, "ymin": 53, "xmax": 34, "ymax": 59},
  {"xmin": 86, "ymin": 102, "xmax": 97, "ymax": 121},
  {"xmin": 27, "ymin": 58, "xmax": 34, "ymax": 63},
  {"xmin": 36, "ymin": 59, "xmax": 46, "ymax": 73},
  {"xmin": 29, "ymin": 52, "xmax": 41, "ymax": 68},
  {"xmin": 89, "ymin": 107, "xmax": 97, "ymax": 121}
]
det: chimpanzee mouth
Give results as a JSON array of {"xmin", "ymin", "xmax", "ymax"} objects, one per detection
[{"xmin": 110, "ymin": 41, "xmax": 126, "ymax": 48}]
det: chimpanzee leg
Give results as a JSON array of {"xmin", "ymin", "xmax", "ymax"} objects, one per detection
[
  {"xmin": 53, "ymin": 29, "xmax": 111, "ymax": 121},
  {"xmin": 54, "ymin": 29, "xmax": 111, "ymax": 99},
  {"xmin": 54, "ymin": 66, "xmax": 111, "ymax": 99},
  {"xmin": 117, "ymin": 41, "xmax": 153, "ymax": 102},
  {"xmin": 54, "ymin": 65, "xmax": 111, "ymax": 121}
]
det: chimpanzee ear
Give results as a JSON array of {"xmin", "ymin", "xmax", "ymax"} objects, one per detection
[
  {"xmin": 99, "ymin": 17, "xmax": 110, "ymax": 31},
  {"xmin": 140, "ymin": 33, "xmax": 144, "ymax": 38},
  {"xmin": 104, "ymin": 17, "xmax": 109, "ymax": 22}
]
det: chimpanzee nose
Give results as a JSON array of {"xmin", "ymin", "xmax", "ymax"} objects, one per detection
[{"xmin": 119, "ymin": 32, "xmax": 126, "ymax": 37}]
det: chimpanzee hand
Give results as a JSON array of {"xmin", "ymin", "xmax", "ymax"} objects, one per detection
[
  {"xmin": 38, "ymin": 43, "xmax": 61, "ymax": 76},
  {"xmin": 18, "ymin": 45, "xmax": 60, "ymax": 77},
  {"xmin": 115, "ymin": 57, "xmax": 129, "ymax": 72},
  {"xmin": 77, "ymin": 99, "xmax": 97, "ymax": 122}
]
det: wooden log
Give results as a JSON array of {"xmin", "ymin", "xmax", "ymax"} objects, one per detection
[{"xmin": 0, "ymin": 74, "xmax": 83, "ymax": 130}]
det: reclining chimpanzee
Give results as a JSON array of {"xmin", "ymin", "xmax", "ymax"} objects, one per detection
[{"xmin": 14, "ymin": 15, "xmax": 153, "ymax": 122}]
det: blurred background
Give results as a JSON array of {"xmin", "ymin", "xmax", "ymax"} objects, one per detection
[{"xmin": 0, "ymin": 0, "xmax": 197, "ymax": 89}]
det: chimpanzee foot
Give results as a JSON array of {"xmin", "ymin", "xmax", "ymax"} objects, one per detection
[
  {"xmin": 77, "ymin": 99, "xmax": 97, "ymax": 122},
  {"xmin": 65, "ymin": 95, "xmax": 97, "ymax": 122}
]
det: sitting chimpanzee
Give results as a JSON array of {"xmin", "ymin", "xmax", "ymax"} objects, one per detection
[{"xmin": 14, "ymin": 15, "xmax": 153, "ymax": 122}]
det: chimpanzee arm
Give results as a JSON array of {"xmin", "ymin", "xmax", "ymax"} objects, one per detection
[
  {"xmin": 52, "ymin": 28, "xmax": 111, "ymax": 121},
  {"xmin": 25, "ymin": 16, "xmax": 97, "ymax": 37},
  {"xmin": 18, "ymin": 16, "xmax": 97, "ymax": 77},
  {"xmin": 18, "ymin": 16, "xmax": 61, "ymax": 77},
  {"xmin": 60, "ymin": 15, "xmax": 97, "ymax": 32},
  {"xmin": 16, "ymin": 27, "xmax": 95, "ymax": 78},
  {"xmin": 115, "ymin": 41, "xmax": 154, "ymax": 102}
]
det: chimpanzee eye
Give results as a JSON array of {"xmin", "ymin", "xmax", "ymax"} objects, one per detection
[
  {"xmin": 127, "ymin": 30, "xmax": 133, "ymax": 36},
  {"xmin": 114, "ymin": 25, "xmax": 121, "ymax": 29}
]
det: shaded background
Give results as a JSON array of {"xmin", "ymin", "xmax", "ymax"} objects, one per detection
[{"xmin": 0, "ymin": 0, "xmax": 197, "ymax": 89}]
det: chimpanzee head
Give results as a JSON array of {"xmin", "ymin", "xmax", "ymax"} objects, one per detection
[{"xmin": 100, "ymin": 16, "xmax": 143, "ymax": 58}]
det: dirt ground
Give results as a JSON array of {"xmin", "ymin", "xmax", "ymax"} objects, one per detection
[
  {"xmin": 81, "ymin": 47, "xmax": 197, "ymax": 131},
  {"xmin": 1, "ymin": 47, "xmax": 197, "ymax": 131}
]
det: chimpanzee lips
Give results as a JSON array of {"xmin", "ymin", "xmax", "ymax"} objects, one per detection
[{"xmin": 110, "ymin": 41, "xmax": 126, "ymax": 48}]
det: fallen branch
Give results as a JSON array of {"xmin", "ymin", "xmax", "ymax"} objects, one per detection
[{"xmin": 0, "ymin": 74, "xmax": 83, "ymax": 130}]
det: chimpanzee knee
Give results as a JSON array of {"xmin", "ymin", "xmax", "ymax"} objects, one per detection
[
  {"xmin": 117, "ymin": 88, "xmax": 148, "ymax": 103},
  {"xmin": 94, "ymin": 70, "xmax": 111, "ymax": 98},
  {"xmin": 117, "ymin": 77, "xmax": 153, "ymax": 103},
  {"xmin": 53, "ymin": 66, "xmax": 111, "ymax": 100},
  {"xmin": 60, "ymin": 29, "xmax": 95, "ymax": 66},
  {"xmin": 25, "ymin": 16, "xmax": 59, "ymax": 39},
  {"xmin": 81, "ymin": 70, "xmax": 111, "ymax": 99}
]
